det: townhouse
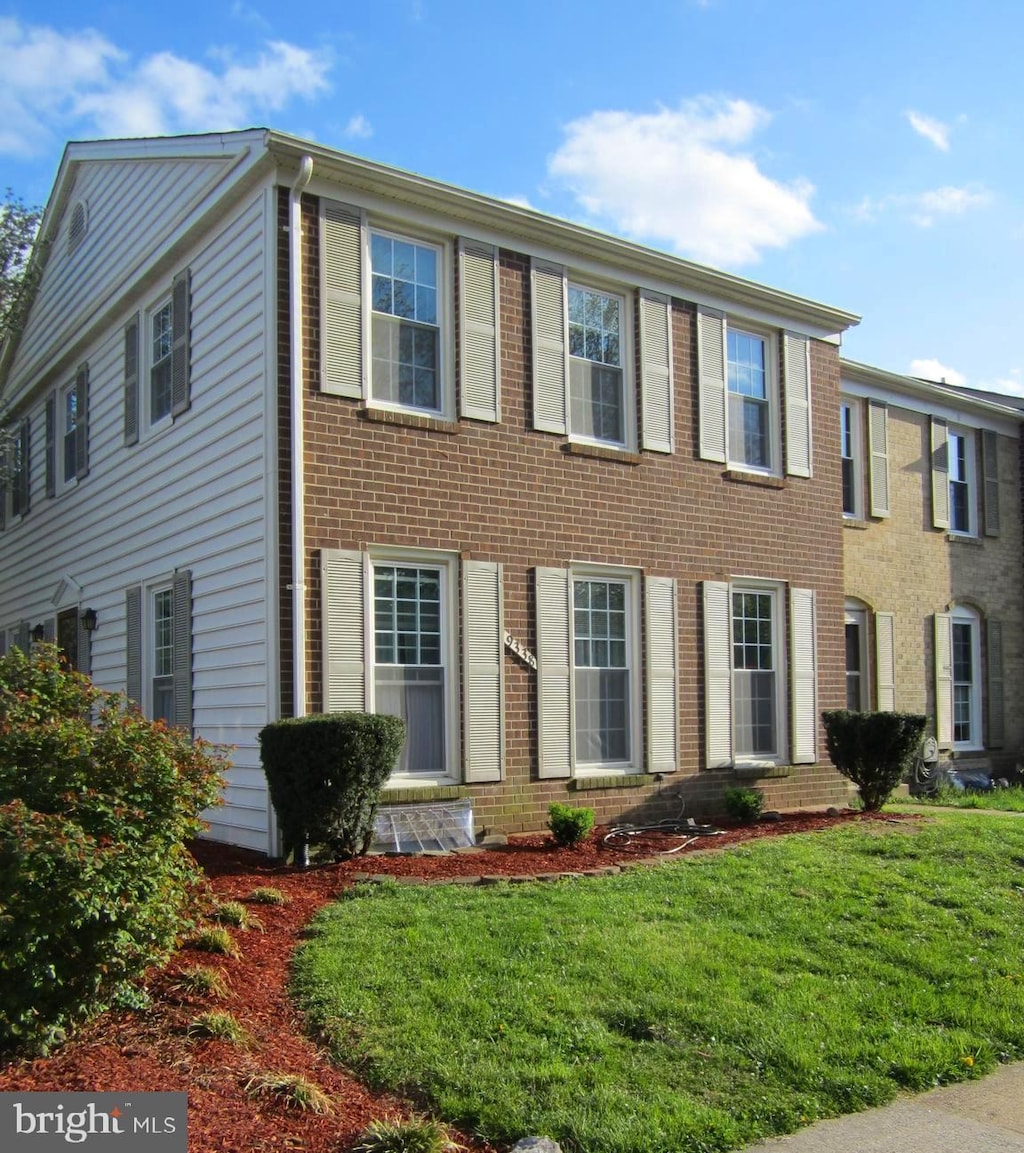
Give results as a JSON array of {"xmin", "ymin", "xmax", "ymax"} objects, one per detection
[{"xmin": 1, "ymin": 129, "xmax": 970, "ymax": 852}]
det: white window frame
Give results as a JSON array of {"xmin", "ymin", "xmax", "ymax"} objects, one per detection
[
  {"xmin": 948, "ymin": 425, "xmax": 977, "ymax": 537},
  {"xmin": 368, "ymin": 547, "xmax": 460, "ymax": 788},
  {"xmin": 57, "ymin": 379, "xmax": 79, "ymax": 492},
  {"xmin": 365, "ymin": 226, "xmax": 452, "ymax": 420},
  {"xmin": 569, "ymin": 564, "xmax": 642, "ymax": 776},
  {"xmin": 951, "ymin": 605, "xmax": 983, "ymax": 751},
  {"xmin": 566, "ymin": 280, "xmax": 634, "ymax": 450},
  {"xmin": 844, "ymin": 602, "xmax": 870, "ymax": 710},
  {"xmin": 146, "ymin": 580, "xmax": 175, "ymax": 725},
  {"xmin": 145, "ymin": 292, "xmax": 174, "ymax": 432},
  {"xmin": 726, "ymin": 323, "xmax": 780, "ymax": 476},
  {"xmin": 730, "ymin": 579, "xmax": 787, "ymax": 768},
  {"xmin": 840, "ymin": 399, "xmax": 863, "ymax": 519}
]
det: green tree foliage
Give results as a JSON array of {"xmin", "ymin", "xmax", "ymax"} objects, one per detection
[{"xmin": 0, "ymin": 644, "xmax": 226, "ymax": 1052}]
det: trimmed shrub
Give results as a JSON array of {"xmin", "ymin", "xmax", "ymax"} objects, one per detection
[
  {"xmin": 548, "ymin": 802, "xmax": 596, "ymax": 847},
  {"xmin": 723, "ymin": 786, "xmax": 764, "ymax": 823},
  {"xmin": 822, "ymin": 709, "xmax": 927, "ymax": 811},
  {"xmin": 0, "ymin": 644, "xmax": 225, "ymax": 1053},
  {"xmin": 259, "ymin": 712, "xmax": 406, "ymax": 863}
]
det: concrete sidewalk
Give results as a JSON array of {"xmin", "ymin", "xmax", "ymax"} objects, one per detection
[{"xmin": 743, "ymin": 1062, "xmax": 1024, "ymax": 1152}]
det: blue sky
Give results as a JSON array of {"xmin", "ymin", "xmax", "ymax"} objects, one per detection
[{"xmin": 3, "ymin": 0, "xmax": 1022, "ymax": 395}]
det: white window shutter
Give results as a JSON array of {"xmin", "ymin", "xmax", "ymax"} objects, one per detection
[
  {"xmin": 783, "ymin": 333, "xmax": 812, "ymax": 478},
  {"xmin": 320, "ymin": 200, "xmax": 364, "ymax": 399},
  {"xmin": 459, "ymin": 240, "xmax": 500, "ymax": 423},
  {"xmin": 172, "ymin": 568, "xmax": 193, "ymax": 732},
  {"xmin": 875, "ymin": 611, "xmax": 896, "ymax": 712},
  {"xmin": 867, "ymin": 401, "xmax": 890, "ymax": 517},
  {"xmin": 789, "ymin": 587, "xmax": 817, "ymax": 763},
  {"xmin": 981, "ymin": 429, "xmax": 1000, "ymax": 537},
  {"xmin": 987, "ymin": 618, "xmax": 1004, "ymax": 748},
  {"xmin": 934, "ymin": 612, "xmax": 953, "ymax": 746},
  {"xmin": 645, "ymin": 576, "xmax": 678, "ymax": 772},
  {"xmin": 321, "ymin": 548, "xmax": 366, "ymax": 711},
  {"xmin": 531, "ymin": 260, "xmax": 567, "ymax": 434},
  {"xmin": 640, "ymin": 292, "xmax": 673, "ymax": 453},
  {"xmin": 931, "ymin": 417, "xmax": 950, "ymax": 530},
  {"xmin": 126, "ymin": 585, "xmax": 142, "ymax": 705},
  {"xmin": 535, "ymin": 566, "xmax": 572, "ymax": 778},
  {"xmin": 462, "ymin": 559, "xmax": 504, "ymax": 782},
  {"xmin": 702, "ymin": 580, "xmax": 732, "ymax": 768},
  {"xmin": 697, "ymin": 307, "xmax": 727, "ymax": 463}
]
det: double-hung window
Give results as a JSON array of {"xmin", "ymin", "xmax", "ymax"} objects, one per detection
[
  {"xmin": 372, "ymin": 562, "xmax": 448, "ymax": 776},
  {"xmin": 125, "ymin": 571, "xmax": 193, "ymax": 732},
  {"xmin": 948, "ymin": 428, "xmax": 974, "ymax": 535},
  {"xmin": 573, "ymin": 577, "xmax": 632, "ymax": 764},
  {"xmin": 568, "ymin": 285, "xmax": 626, "ymax": 447},
  {"xmin": 370, "ymin": 231, "xmax": 442, "ymax": 413},
  {"xmin": 727, "ymin": 329, "xmax": 771, "ymax": 471},
  {"xmin": 152, "ymin": 587, "xmax": 174, "ymax": 724},
  {"xmin": 840, "ymin": 400, "xmax": 863, "ymax": 518},
  {"xmin": 935, "ymin": 606, "xmax": 983, "ymax": 750},
  {"xmin": 150, "ymin": 299, "xmax": 174, "ymax": 424},
  {"xmin": 731, "ymin": 588, "xmax": 780, "ymax": 758},
  {"xmin": 62, "ymin": 383, "xmax": 78, "ymax": 484}
]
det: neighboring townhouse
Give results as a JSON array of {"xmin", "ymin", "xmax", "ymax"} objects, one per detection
[
  {"xmin": 0, "ymin": 130, "xmax": 862, "ymax": 853},
  {"xmin": 840, "ymin": 361, "xmax": 1024, "ymax": 778}
]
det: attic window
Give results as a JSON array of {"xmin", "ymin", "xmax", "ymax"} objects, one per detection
[{"xmin": 67, "ymin": 201, "xmax": 88, "ymax": 255}]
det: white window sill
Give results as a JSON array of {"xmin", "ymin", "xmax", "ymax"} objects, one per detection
[{"xmin": 383, "ymin": 775, "xmax": 459, "ymax": 791}]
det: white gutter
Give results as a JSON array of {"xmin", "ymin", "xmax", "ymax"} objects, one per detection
[{"xmin": 289, "ymin": 156, "xmax": 314, "ymax": 718}]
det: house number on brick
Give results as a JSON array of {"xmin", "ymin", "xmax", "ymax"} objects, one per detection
[{"xmin": 504, "ymin": 632, "xmax": 538, "ymax": 670}]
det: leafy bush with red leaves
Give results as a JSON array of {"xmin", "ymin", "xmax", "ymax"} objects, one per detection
[{"xmin": 0, "ymin": 644, "xmax": 226, "ymax": 1053}]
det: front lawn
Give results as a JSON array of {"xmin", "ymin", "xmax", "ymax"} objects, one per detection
[
  {"xmin": 292, "ymin": 814, "xmax": 1024, "ymax": 1153},
  {"xmin": 910, "ymin": 784, "xmax": 1024, "ymax": 812}
]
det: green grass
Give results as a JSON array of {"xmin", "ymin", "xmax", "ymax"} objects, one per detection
[
  {"xmin": 910, "ymin": 784, "xmax": 1024, "ymax": 812},
  {"xmin": 292, "ymin": 814, "xmax": 1024, "ymax": 1153}
]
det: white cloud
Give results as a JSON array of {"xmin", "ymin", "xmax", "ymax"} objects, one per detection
[
  {"xmin": 909, "ymin": 358, "xmax": 966, "ymax": 386},
  {"xmin": 547, "ymin": 98, "xmax": 823, "ymax": 266},
  {"xmin": 0, "ymin": 18, "xmax": 332, "ymax": 154},
  {"xmin": 502, "ymin": 195, "xmax": 535, "ymax": 210},
  {"xmin": 853, "ymin": 185, "xmax": 991, "ymax": 227},
  {"xmin": 906, "ymin": 110, "xmax": 951, "ymax": 152},
  {"xmin": 976, "ymin": 369, "xmax": 1024, "ymax": 399},
  {"xmin": 344, "ymin": 114, "xmax": 373, "ymax": 140}
]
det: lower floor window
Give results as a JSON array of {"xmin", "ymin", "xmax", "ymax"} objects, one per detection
[
  {"xmin": 573, "ymin": 577, "xmax": 631, "ymax": 764},
  {"xmin": 373, "ymin": 564, "xmax": 446, "ymax": 775},
  {"xmin": 732, "ymin": 589, "xmax": 778, "ymax": 757},
  {"xmin": 952, "ymin": 619, "xmax": 975, "ymax": 745},
  {"xmin": 152, "ymin": 587, "xmax": 174, "ymax": 723},
  {"xmin": 845, "ymin": 606, "xmax": 868, "ymax": 710}
]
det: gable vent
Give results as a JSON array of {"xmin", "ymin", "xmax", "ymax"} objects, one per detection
[{"xmin": 67, "ymin": 201, "xmax": 88, "ymax": 255}]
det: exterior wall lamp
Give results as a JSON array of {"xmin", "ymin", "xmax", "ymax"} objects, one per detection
[
  {"xmin": 80, "ymin": 607, "xmax": 98, "ymax": 633},
  {"xmin": 30, "ymin": 623, "xmax": 45, "ymax": 643}
]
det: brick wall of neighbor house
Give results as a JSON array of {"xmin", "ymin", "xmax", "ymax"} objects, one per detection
[
  {"xmin": 844, "ymin": 401, "xmax": 1024, "ymax": 774},
  {"xmin": 286, "ymin": 194, "xmax": 852, "ymax": 835}
]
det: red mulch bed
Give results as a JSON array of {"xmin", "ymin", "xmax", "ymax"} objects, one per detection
[{"xmin": 0, "ymin": 809, "xmax": 916, "ymax": 1151}]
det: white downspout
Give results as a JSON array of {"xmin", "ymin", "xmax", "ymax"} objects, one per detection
[{"xmin": 289, "ymin": 156, "xmax": 314, "ymax": 720}]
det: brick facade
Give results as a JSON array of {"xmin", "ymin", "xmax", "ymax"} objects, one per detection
[
  {"xmin": 843, "ymin": 387, "xmax": 1024, "ymax": 776},
  {"xmin": 279, "ymin": 190, "xmax": 853, "ymax": 834}
]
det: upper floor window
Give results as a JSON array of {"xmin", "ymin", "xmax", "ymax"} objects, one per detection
[
  {"xmin": 568, "ymin": 285, "xmax": 626, "ymax": 447},
  {"xmin": 150, "ymin": 299, "xmax": 174, "ymax": 424},
  {"xmin": 948, "ymin": 428, "xmax": 975, "ymax": 535},
  {"xmin": 370, "ymin": 230, "xmax": 442, "ymax": 414},
  {"xmin": 9, "ymin": 418, "xmax": 29, "ymax": 520},
  {"xmin": 727, "ymin": 329, "xmax": 772, "ymax": 471},
  {"xmin": 62, "ymin": 382, "xmax": 78, "ymax": 484},
  {"xmin": 840, "ymin": 400, "xmax": 863, "ymax": 518}
]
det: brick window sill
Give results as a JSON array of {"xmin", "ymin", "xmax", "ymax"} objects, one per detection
[
  {"xmin": 946, "ymin": 532, "xmax": 984, "ymax": 547},
  {"xmin": 563, "ymin": 441, "xmax": 642, "ymax": 465},
  {"xmin": 733, "ymin": 764, "xmax": 792, "ymax": 780},
  {"xmin": 842, "ymin": 518, "xmax": 872, "ymax": 531},
  {"xmin": 723, "ymin": 469, "xmax": 787, "ymax": 490},
  {"xmin": 381, "ymin": 785, "xmax": 470, "ymax": 803},
  {"xmin": 359, "ymin": 407, "xmax": 460, "ymax": 435},
  {"xmin": 570, "ymin": 773, "xmax": 656, "ymax": 792}
]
